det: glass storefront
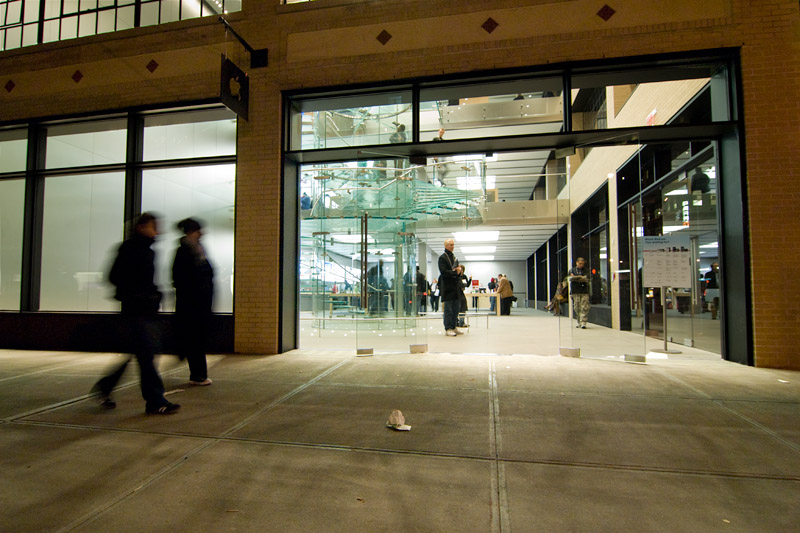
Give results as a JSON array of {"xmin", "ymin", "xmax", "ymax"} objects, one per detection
[{"xmin": 286, "ymin": 53, "xmax": 741, "ymax": 360}]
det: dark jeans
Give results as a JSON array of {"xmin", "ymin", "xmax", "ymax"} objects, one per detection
[
  {"xmin": 175, "ymin": 312, "xmax": 209, "ymax": 382},
  {"xmin": 95, "ymin": 314, "xmax": 167, "ymax": 409},
  {"xmin": 501, "ymin": 297, "xmax": 513, "ymax": 315},
  {"xmin": 443, "ymin": 299, "xmax": 459, "ymax": 331}
]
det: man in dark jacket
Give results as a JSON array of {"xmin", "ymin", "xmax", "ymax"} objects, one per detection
[
  {"xmin": 92, "ymin": 213, "xmax": 180, "ymax": 415},
  {"xmin": 438, "ymin": 238, "xmax": 463, "ymax": 336}
]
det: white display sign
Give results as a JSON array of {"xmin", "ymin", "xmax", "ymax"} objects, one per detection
[{"xmin": 642, "ymin": 234, "xmax": 692, "ymax": 288}]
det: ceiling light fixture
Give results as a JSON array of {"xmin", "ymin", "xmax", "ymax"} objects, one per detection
[{"xmin": 453, "ymin": 231, "xmax": 499, "ymax": 242}]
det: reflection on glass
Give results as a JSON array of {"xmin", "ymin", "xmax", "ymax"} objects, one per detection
[
  {"xmin": 289, "ymin": 91, "xmax": 413, "ymax": 151},
  {"xmin": 45, "ymin": 119, "xmax": 127, "ymax": 169},
  {"xmin": 0, "ymin": 179, "xmax": 25, "ymax": 310},
  {"xmin": 571, "ymin": 63, "xmax": 728, "ymax": 131},
  {"xmin": 420, "ymin": 77, "xmax": 563, "ymax": 141},
  {"xmin": 39, "ymin": 173, "xmax": 125, "ymax": 311},
  {"xmin": 623, "ymin": 143, "xmax": 721, "ymax": 355},
  {"xmin": 143, "ymin": 108, "xmax": 237, "ymax": 161},
  {"xmin": 142, "ymin": 164, "xmax": 236, "ymax": 313}
]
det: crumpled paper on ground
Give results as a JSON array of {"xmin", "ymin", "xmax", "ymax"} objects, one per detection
[{"xmin": 386, "ymin": 409, "xmax": 411, "ymax": 431}]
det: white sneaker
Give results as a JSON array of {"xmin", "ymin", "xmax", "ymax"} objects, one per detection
[
  {"xmin": 455, "ymin": 329, "xmax": 464, "ymax": 335},
  {"xmin": 446, "ymin": 329, "xmax": 457, "ymax": 336}
]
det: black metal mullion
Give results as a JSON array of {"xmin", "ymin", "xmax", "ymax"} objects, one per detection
[
  {"xmin": 20, "ymin": 124, "xmax": 46, "ymax": 312},
  {"xmin": 37, "ymin": 0, "xmax": 46, "ymax": 44},
  {"xmin": 124, "ymin": 112, "xmax": 143, "ymax": 235}
]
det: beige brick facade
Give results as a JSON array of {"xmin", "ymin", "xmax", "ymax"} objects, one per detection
[{"xmin": 1, "ymin": 1, "xmax": 799, "ymax": 368}]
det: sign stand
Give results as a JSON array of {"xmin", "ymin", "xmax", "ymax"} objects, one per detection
[{"xmin": 651, "ymin": 286, "xmax": 681, "ymax": 355}]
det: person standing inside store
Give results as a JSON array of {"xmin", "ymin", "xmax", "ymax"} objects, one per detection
[
  {"xmin": 172, "ymin": 217, "xmax": 214, "ymax": 386},
  {"xmin": 704, "ymin": 262, "xmax": 721, "ymax": 320},
  {"xmin": 568, "ymin": 257, "xmax": 591, "ymax": 329},
  {"xmin": 415, "ymin": 266, "xmax": 428, "ymax": 314},
  {"xmin": 92, "ymin": 213, "xmax": 180, "ymax": 415},
  {"xmin": 438, "ymin": 238, "xmax": 463, "ymax": 336},
  {"xmin": 487, "ymin": 277, "xmax": 497, "ymax": 313},
  {"xmin": 429, "ymin": 278, "xmax": 440, "ymax": 312},
  {"xmin": 497, "ymin": 274, "xmax": 513, "ymax": 315}
]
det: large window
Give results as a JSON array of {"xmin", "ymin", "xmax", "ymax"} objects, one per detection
[
  {"xmin": 2, "ymin": 105, "xmax": 236, "ymax": 313},
  {"xmin": 288, "ymin": 90, "xmax": 413, "ymax": 151},
  {"xmin": 144, "ymin": 108, "xmax": 237, "ymax": 161},
  {"xmin": 419, "ymin": 77, "xmax": 564, "ymax": 141},
  {"xmin": 0, "ymin": 179, "xmax": 25, "ymax": 310},
  {"xmin": 143, "ymin": 164, "xmax": 235, "ymax": 313},
  {"xmin": 45, "ymin": 119, "xmax": 127, "ymax": 169},
  {"xmin": 0, "ymin": 0, "xmax": 242, "ymax": 52},
  {"xmin": 39, "ymin": 172, "xmax": 125, "ymax": 311}
]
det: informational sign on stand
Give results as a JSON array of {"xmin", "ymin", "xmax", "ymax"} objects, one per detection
[{"xmin": 642, "ymin": 234, "xmax": 692, "ymax": 288}]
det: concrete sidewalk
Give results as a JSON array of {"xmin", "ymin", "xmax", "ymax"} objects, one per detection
[{"xmin": 1, "ymin": 348, "xmax": 798, "ymax": 532}]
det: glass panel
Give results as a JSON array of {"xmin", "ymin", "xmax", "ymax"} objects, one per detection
[
  {"xmin": 42, "ymin": 19, "xmax": 59, "ymax": 42},
  {"xmin": 141, "ymin": 164, "xmax": 236, "ymax": 314},
  {"xmin": 0, "ymin": 179, "xmax": 25, "ymax": 310},
  {"xmin": 571, "ymin": 63, "xmax": 729, "ymax": 131},
  {"xmin": 5, "ymin": 25, "xmax": 21, "ymax": 49},
  {"xmin": 6, "ymin": 0, "xmax": 21, "ymax": 23},
  {"xmin": 288, "ymin": 90, "xmax": 412, "ymax": 151},
  {"xmin": 78, "ymin": 12, "xmax": 96, "ymax": 37},
  {"xmin": 21, "ymin": 21, "xmax": 36, "ymax": 45},
  {"xmin": 561, "ymin": 141, "xmax": 648, "ymax": 359},
  {"xmin": 60, "ymin": 15, "xmax": 78, "ymax": 40},
  {"xmin": 116, "ymin": 5, "xmax": 134, "ymax": 30},
  {"xmin": 654, "ymin": 151, "xmax": 721, "ymax": 354},
  {"xmin": 161, "ymin": 0, "xmax": 179, "ymax": 24},
  {"xmin": 44, "ymin": 0, "xmax": 60, "ymax": 18},
  {"xmin": 39, "ymin": 172, "xmax": 125, "ymax": 311},
  {"xmin": 23, "ymin": 0, "xmax": 39, "ymax": 23},
  {"xmin": 299, "ymin": 154, "xmax": 436, "ymax": 353},
  {"xmin": 0, "ymin": 129, "xmax": 27, "ymax": 172},
  {"xmin": 143, "ymin": 108, "xmax": 237, "ymax": 161},
  {"xmin": 97, "ymin": 8, "xmax": 114, "ymax": 33},
  {"xmin": 419, "ymin": 77, "xmax": 563, "ymax": 141},
  {"xmin": 181, "ymin": 0, "xmax": 201, "ymax": 19},
  {"xmin": 63, "ymin": 0, "xmax": 79, "ymax": 14},
  {"xmin": 80, "ymin": 0, "xmax": 97, "ymax": 10},
  {"xmin": 224, "ymin": 0, "xmax": 242, "ymax": 11},
  {"xmin": 140, "ymin": 2, "xmax": 158, "ymax": 26},
  {"xmin": 45, "ymin": 118, "xmax": 127, "ymax": 169}
]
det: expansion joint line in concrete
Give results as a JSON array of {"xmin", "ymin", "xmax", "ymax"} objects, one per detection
[
  {"xmin": 54, "ymin": 358, "xmax": 350, "ymax": 533},
  {"xmin": 489, "ymin": 360, "xmax": 511, "ymax": 533},
  {"xmin": 654, "ymin": 367, "xmax": 800, "ymax": 455},
  {"xmin": 4, "ymin": 355, "xmax": 207, "ymax": 422}
]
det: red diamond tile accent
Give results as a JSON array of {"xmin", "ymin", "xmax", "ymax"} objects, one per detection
[
  {"xmin": 72, "ymin": 70, "xmax": 83, "ymax": 83},
  {"xmin": 5, "ymin": 80, "xmax": 15, "ymax": 93},
  {"xmin": 376, "ymin": 30, "xmax": 392, "ymax": 45},
  {"xmin": 146, "ymin": 59, "xmax": 159, "ymax": 73},
  {"xmin": 597, "ymin": 4, "xmax": 616, "ymax": 21},
  {"xmin": 482, "ymin": 17, "xmax": 499, "ymax": 34}
]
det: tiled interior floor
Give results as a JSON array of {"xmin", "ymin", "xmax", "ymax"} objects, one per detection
[{"xmin": 1, "ymin": 347, "xmax": 798, "ymax": 532}]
